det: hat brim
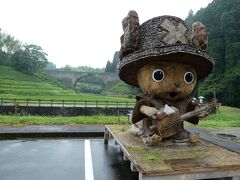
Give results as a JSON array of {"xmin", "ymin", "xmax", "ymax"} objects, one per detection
[{"xmin": 118, "ymin": 45, "xmax": 214, "ymax": 87}]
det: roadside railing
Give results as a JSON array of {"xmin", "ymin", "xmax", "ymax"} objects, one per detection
[{"xmin": 0, "ymin": 98, "xmax": 135, "ymax": 108}]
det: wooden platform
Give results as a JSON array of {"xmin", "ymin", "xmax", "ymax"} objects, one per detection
[{"xmin": 104, "ymin": 125, "xmax": 240, "ymax": 180}]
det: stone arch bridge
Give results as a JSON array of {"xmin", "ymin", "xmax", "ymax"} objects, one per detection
[{"xmin": 45, "ymin": 70, "xmax": 120, "ymax": 89}]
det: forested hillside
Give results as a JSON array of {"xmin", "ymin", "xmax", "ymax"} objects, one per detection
[{"xmin": 186, "ymin": 0, "xmax": 240, "ymax": 107}]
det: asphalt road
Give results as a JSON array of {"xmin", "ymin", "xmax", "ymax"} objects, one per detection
[{"xmin": 0, "ymin": 139, "xmax": 138, "ymax": 180}]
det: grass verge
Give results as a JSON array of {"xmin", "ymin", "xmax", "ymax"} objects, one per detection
[
  {"xmin": 0, "ymin": 115, "xmax": 129, "ymax": 126},
  {"xmin": 194, "ymin": 106, "xmax": 240, "ymax": 128}
]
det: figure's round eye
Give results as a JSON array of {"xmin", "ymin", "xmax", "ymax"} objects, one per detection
[
  {"xmin": 184, "ymin": 72, "xmax": 194, "ymax": 84},
  {"xmin": 152, "ymin": 69, "xmax": 165, "ymax": 82}
]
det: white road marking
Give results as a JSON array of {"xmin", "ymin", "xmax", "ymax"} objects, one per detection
[{"xmin": 85, "ymin": 140, "xmax": 94, "ymax": 180}]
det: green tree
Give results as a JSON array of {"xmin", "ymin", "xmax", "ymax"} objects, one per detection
[
  {"xmin": 0, "ymin": 29, "xmax": 21, "ymax": 54},
  {"xmin": 0, "ymin": 28, "xmax": 22, "ymax": 66},
  {"xmin": 12, "ymin": 44, "xmax": 48, "ymax": 74},
  {"xmin": 112, "ymin": 51, "xmax": 120, "ymax": 72},
  {"xmin": 185, "ymin": 9, "xmax": 194, "ymax": 24},
  {"xmin": 105, "ymin": 60, "xmax": 112, "ymax": 72},
  {"xmin": 185, "ymin": 0, "xmax": 240, "ymax": 107},
  {"xmin": 105, "ymin": 51, "xmax": 120, "ymax": 72},
  {"xmin": 0, "ymin": 50, "xmax": 11, "ymax": 65}
]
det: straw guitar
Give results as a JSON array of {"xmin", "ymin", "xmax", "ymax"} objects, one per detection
[{"xmin": 157, "ymin": 100, "xmax": 219, "ymax": 138}]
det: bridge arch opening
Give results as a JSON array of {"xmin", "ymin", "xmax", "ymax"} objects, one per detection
[{"xmin": 74, "ymin": 74, "xmax": 105, "ymax": 94}]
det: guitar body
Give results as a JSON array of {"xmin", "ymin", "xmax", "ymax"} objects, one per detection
[
  {"xmin": 156, "ymin": 100, "xmax": 218, "ymax": 139},
  {"xmin": 157, "ymin": 111, "xmax": 180, "ymax": 138}
]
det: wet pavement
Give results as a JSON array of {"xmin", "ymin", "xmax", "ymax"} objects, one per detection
[
  {"xmin": 0, "ymin": 139, "xmax": 138, "ymax": 180},
  {"xmin": 0, "ymin": 125, "xmax": 104, "ymax": 133},
  {"xmin": 0, "ymin": 125, "xmax": 105, "ymax": 139},
  {"xmin": 1, "ymin": 125, "xmax": 239, "ymax": 142}
]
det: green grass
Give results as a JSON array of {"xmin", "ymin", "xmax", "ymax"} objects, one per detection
[
  {"xmin": 0, "ymin": 106, "xmax": 239, "ymax": 127},
  {"xmin": 196, "ymin": 106, "xmax": 240, "ymax": 128},
  {"xmin": 103, "ymin": 81, "xmax": 138, "ymax": 98},
  {"xmin": 0, "ymin": 65, "xmax": 134, "ymax": 102},
  {"xmin": 0, "ymin": 115, "xmax": 129, "ymax": 125},
  {"xmin": 111, "ymin": 82, "xmax": 130, "ymax": 92}
]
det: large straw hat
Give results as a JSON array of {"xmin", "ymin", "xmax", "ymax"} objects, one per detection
[{"xmin": 118, "ymin": 11, "xmax": 214, "ymax": 87}]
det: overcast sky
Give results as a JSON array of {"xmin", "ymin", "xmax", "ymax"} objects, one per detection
[{"xmin": 0, "ymin": 0, "xmax": 213, "ymax": 68}]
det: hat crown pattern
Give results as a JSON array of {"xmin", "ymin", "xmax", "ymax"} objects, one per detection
[
  {"xmin": 118, "ymin": 11, "xmax": 214, "ymax": 87},
  {"xmin": 137, "ymin": 16, "xmax": 191, "ymax": 50}
]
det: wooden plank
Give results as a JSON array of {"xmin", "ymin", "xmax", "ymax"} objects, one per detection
[
  {"xmin": 139, "ymin": 170, "xmax": 240, "ymax": 180},
  {"xmin": 186, "ymin": 126, "xmax": 240, "ymax": 153},
  {"xmin": 106, "ymin": 125, "xmax": 240, "ymax": 177}
]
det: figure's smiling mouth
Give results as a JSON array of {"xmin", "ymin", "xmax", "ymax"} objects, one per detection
[{"xmin": 169, "ymin": 92, "xmax": 178, "ymax": 99}]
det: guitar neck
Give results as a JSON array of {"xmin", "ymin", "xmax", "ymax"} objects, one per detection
[
  {"xmin": 181, "ymin": 105, "xmax": 208, "ymax": 121},
  {"xmin": 159, "ymin": 103, "xmax": 215, "ymax": 131}
]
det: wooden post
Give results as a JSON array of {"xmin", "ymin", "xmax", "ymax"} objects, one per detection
[
  {"xmin": 14, "ymin": 98, "xmax": 16, "ymax": 106},
  {"xmin": 117, "ymin": 109, "xmax": 120, "ymax": 124},
  {"xmin": 85, "ymin": 100, "xmax": 87, "ymax": 107},
  {"xmin": 38, "ymin": 99, "xmax": 41, "ymax": 107},
  {"xmin": 26, "ymin": 99, "xmax": 29, "ymax": 107},
  {"xmin": 51, "ymin": 99, "xmax": 53, "ymax": 107},
  {"xmin": 130, "ymin": 162, "xmax": 137, "ymax": 172},
  {"xmin": 123, "ymin": 153, "xmax": 128, "ymax": 161},
  {"xmin": 74, "ymin": 100, "xmax": 76, "ymax": 107},
  {"xmin": 104, "ymin": 127, "xmax": 109, "ymax": 144}
]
